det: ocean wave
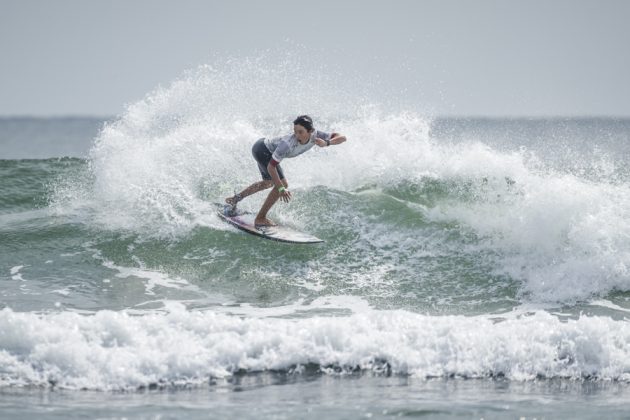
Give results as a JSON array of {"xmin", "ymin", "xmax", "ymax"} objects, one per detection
[
  {"xmin": 44, "ymin": 57, "xmax": 630, "ymax": 305},
  {"xmin": 1, "ymin": 305, "xmax": 629, "ymax": 390}
]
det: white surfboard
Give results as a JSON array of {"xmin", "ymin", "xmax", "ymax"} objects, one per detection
[{"xmin": 216, "ymin": 205, "xmax": 324, "ymax": 244}]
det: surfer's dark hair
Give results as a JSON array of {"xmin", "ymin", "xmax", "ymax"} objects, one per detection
[{"xmin": 293, "ymin": 115, "xmax": 314, "ymax": 132}]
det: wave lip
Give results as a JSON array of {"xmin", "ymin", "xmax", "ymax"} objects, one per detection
[{"xmin": 0, "ymin": 306, "xmax": 629, "ymax": 390}]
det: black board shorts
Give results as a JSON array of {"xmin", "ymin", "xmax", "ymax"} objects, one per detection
[{"xmin": 252, "ymin": 138, "xmax": 285, "ymax": 180}]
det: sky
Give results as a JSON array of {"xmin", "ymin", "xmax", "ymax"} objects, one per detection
[{"xmin": 1, "ymin": 0, "xmax": 629, "ymax": 117}]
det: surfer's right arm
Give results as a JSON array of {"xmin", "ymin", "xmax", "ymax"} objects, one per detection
[
  {"xmin": 315, "ymin": 132, "xmax": 346, "ymax": 147},
  {"xmin": 267, "ymin": 161, "xmax": 292, "ymax": 203}
]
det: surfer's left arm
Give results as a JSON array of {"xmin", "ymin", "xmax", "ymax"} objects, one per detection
[{"xmin": 315, "ymin": 133, "xmax": 347, "ymax": 147}]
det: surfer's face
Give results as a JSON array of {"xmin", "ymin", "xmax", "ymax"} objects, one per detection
[{"xmin": 294, "ymin": 124, "xmax": 311, "ymax": 143}]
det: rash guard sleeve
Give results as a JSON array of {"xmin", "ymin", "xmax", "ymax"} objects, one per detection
[
  {"xmin": 271, "ymin": 140, "xmax": 291, "ymax": 163},
  {"xmin": 316, "ymin": 130, "xmax": 331, "ymax": 141}
]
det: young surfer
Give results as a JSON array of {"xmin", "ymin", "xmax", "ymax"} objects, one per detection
[{"xmin": 225, "ymin": 115, "xmax": 346, "ymax": 228}]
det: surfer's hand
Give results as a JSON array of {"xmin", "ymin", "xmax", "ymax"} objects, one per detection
[
  {"xmin": 279, "ymin": 189, "xmax": 292, "ymax": 203},
  {"xmin": 315, "ymin": 138, "xmax": 328, "ymax": 147}
]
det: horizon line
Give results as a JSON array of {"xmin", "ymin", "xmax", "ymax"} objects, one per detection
[{"xmin": 1, "ymin": 114, "xmax": 630, "ymax": 121}]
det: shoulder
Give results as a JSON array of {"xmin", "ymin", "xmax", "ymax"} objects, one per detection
[
  {"xmin": 280, "ymin": 133, "xmax": 295, "ymax": 144},
  {"xmin": 275, "ymin": 136, "xmax": 293, "ymax": 153}
]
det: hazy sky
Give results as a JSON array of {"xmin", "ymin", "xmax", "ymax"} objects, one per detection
[{"xmin": 1, "ymin": 0, "xmax": 629, "ymax": 117}]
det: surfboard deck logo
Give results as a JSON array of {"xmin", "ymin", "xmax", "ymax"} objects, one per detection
[{"xmin": 216, "ymin": 204, "xmax": 324, "ymax": 244}]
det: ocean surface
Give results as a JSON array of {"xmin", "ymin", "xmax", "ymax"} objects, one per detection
[{"xmin": 2, "ymin": 64, "xmax": 630, "ymax": 419}]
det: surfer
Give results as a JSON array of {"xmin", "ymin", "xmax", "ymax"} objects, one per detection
[{"xmin": 225, "ymin": 115, "xmax": 346, "ymax": 228}]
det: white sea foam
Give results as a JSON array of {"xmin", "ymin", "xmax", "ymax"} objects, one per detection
[
  {"xmin": 10, "ymin": 265, "xmax": 24, "ymax": 281},
  {"xmin": 428, "ymin": 151, "xmax": 630, "ymax": 303},
  {"xmin": 100, "ymin": 259, "xmax": 200, "ymax": 296},
  {"xmin": 0, "ymin": 306, "xmax": 629, "ymax": 390}
]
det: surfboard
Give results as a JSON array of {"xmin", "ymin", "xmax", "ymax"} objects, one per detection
[{"xmin": 216, "ymin": 204, "xmax": 324, "ymax": 244}]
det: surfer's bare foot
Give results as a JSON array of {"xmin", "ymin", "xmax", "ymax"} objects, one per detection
[
  {"xmin": 254, "ymin": 217, "xmax": 276, "ymax": 227},
  {"xmin": 225, "ymin": 194, "xmax": 242, "ymax": 207}
]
